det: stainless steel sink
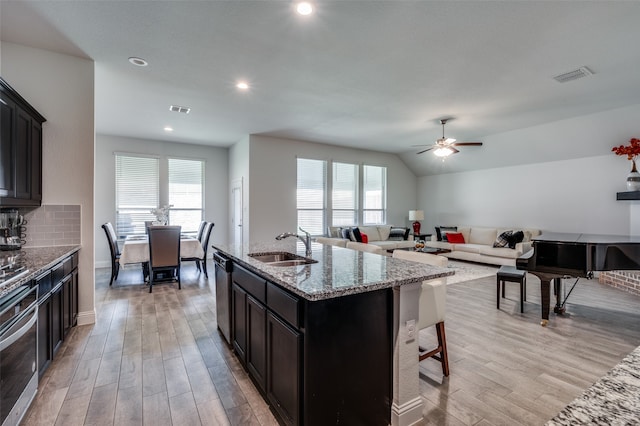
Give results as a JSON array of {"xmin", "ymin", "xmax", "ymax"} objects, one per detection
[{"xmin": 248, "ymin": 251, "xmax": 317, "ymax": 266}]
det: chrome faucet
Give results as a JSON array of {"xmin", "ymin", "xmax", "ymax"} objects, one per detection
[{"xmin": 276, "ymin": 227, "xmax": 312, "ymax": 257}]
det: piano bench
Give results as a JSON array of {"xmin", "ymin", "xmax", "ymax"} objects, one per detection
[{"xmin": 497, "ymin": 266, "xmax": 527, "ymax": 313}]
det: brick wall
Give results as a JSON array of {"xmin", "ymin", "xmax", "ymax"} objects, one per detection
[
  {"xmin": 22, "ymin": 204, "xmax": 81, "ymax": 247},
  {"xmin": 599, "ymin": 271, "xmax": 640, "ymax": 296}
]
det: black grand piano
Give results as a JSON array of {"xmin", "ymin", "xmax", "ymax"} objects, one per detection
[{"xmin": 517, "ymin": 232, "xmax": 640, "ymax": 326}]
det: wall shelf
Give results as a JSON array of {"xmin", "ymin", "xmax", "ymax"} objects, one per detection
[{"xmin": 617, "ymin": 191, "xmax": 640, "ymax": 200}]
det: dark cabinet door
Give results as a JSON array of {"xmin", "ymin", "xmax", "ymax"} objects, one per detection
[
  {"xmin": 0, "ymin": 95, "xmax": 14, "ymax": 197},
  {"xmin": 14, "ymin": 107, "xmax": 31, "ymax": 200},
  {"xmin": 37, "ymin": 295, "xmax": 52, "ymax": 378},
  {"xmin": 62, "ymin": 274, "xmax": 75, "ymax": 337},
  {"xmin": 267, "ymin": 312, "xmax": 302, "ymax": 426},
  {"xmin": 232, "ymin": 283, "xmax": 247, "ymax": 363},
  {"xmin": 30, "ymin": 120, "xmax": 42, "ymax": 202},
  {"xmin": 51, "ymin": 283, "xmax": 64, "ymax": 356},
  {"xmin": 247, "ymin": 295, "xmax": 267, "ymax": 392}
]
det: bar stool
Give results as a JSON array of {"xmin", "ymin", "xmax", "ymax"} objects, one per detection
[{"xmin": 496, "ymin": 265, "xmax": 527, "ymax": 313}]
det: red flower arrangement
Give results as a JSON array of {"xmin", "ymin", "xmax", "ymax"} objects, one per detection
[{"xmin": 612, "ymin": 137, "xmax": 640, "ymax": 161}]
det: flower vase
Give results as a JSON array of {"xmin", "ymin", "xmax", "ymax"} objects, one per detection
[{"xmin": 627, "ymin": 160, "xmax": 640, "ymax": 191}]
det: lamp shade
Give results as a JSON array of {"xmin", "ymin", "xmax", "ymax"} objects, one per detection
[{"xmin": 409, "ymin": 210, "xmax": 424, "ymax": 221}]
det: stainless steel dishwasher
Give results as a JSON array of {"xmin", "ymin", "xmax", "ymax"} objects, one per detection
[{"xmin": 213, "ymin": 252, "xmax": 233, "ymax": 345}]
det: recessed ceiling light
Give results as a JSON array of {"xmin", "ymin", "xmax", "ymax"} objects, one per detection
[
  {"xmin": 164, "ymin": 126, "xmax": 174, "ymax": 132},
  {"xmin": 169, "ymin": 105, "xmax": 191, "ymax": 114},
  {"xmin": 128, "ymin": 57, "xmax": 148, "ymax": 67},
  {"xmin": 236, "ymin": 81, "xmax": 250, "ymax": 90},
  {"xmin": 296, "ymin": 2, "xmax": 314, "ymax": 15}
]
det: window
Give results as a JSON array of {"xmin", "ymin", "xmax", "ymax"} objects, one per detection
[
  {"xmin": 168, "ymin": 158, "xmax": 204, "ymax": 233},
  {"xmin": 332, "ymin": 162, "xmax": 358, "ymax": 226},
  {"xmin": 362, "ymin": 165, "xmax": 386, "ymax": 224},
  {"xmin": 297, "ymin": 158, "xmax": 326, "ymax": 236},
  {"xmin": 115, "ymin": 154, "xmax": 204, "ymax": 236},
  {"xmin": 115, "ymin": 154, "xmax": 159, "ymax": 236},
  {"xmin": 296, "ymin": 158, "xmax": 387, "ymax": 235}
]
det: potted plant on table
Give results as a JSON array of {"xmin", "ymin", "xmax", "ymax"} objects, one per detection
[
  {"xmin": 612, "ymin": 138, "xmax": 640, "ymax": 191},
  {"xmin": 150, "ymin": 204, "xmax": 173, "ymax": 225}
]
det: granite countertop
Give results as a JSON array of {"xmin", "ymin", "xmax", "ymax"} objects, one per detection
[
  {"xmin": 547, "ymin": 345, "xmax": 640, "ymax": 425},
  {"xmin": 212, "ymin": 240, "xmax": 453, "ymax": 301},
  {"xmin": 0, "ymin": 245, "xmax": 81, "ymax": 298}
]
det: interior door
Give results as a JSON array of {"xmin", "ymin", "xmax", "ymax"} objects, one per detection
[{"xmin": 232, "ymin": 179, "xmax": 243, "ymax": 246}]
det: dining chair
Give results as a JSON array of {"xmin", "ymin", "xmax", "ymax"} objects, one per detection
[
  {"xmin": 196, "ymin": 220, "xmax": 207, "ymax": 241},
  {"xmin": 182, "ymin": 222, "xmax": 215, "ymax": 277},
  {"xmin": 392, "ymin": 250, "xmax": 450, "ymax": 376},
  {"xmin": 147, "ymin": 225, "xmax": 181, "ymax": 293},
  {"xmin": 101, "ymin": 222, "xmax": 121, "ymax": 286}
]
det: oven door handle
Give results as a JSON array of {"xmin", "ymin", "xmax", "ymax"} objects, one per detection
[{"xmin": 0, "ymin": 304, "xmax": 37, "ymax": 352}]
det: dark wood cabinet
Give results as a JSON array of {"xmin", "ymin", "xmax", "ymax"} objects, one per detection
[
  {"xmin": 247, "ymin": 295, "xmax": 267, "ymax": 392},
  {"xmin": 37, "ymin": 252, "xmax": 79, "ymax": 377},
  {"xmin": 232, "ymin": 283, "xmax": 247, "ymax": 362},
  {"xmin": 0, "ymin": 77, "xmax": 45, "ymax": 207},
  {"xmin": 228, "ymin": 260, "xmax": 392, "ymax": 426},
  {"xmin": 267, "ymin": 311, "xmax": 301, "ymax": 426}
]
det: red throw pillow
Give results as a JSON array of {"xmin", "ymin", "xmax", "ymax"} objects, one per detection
[
  {"xmin": 445, "ymin": 232, "xmax": 465, "ymax": 244},
  {"xmin": 361, "ymin": 233, "xmax": 368, "ymax": 243}
]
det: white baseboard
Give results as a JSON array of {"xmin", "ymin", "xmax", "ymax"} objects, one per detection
[
  {"xmin": 391, "ymin": 397, "xmax": 424, "ymax": 426},
  {"xmin": 77, "ymin": 309, "xmax": 96, "ymax": 325}
]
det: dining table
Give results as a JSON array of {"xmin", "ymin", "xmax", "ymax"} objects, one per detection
[{"xmin": 119, "ymin": 234, "xmax": 205, "ymax": 266}]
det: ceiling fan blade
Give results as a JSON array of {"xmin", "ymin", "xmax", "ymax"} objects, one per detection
[
  {"xmin": 450, "ymin": 147, "xmax": 460, "ymax": 154},
  {"xmin": 416, "ymin": 146, "xmax": 436, "ymax": 155},
  {"xmin": 451, "ymin": 142, "xmax": 483, "ymax": 147}
]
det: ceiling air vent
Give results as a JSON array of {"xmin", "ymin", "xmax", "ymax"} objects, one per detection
[
  {"xmin": 553, "ymin": 66, "xmax": 594, "ymax": 83},
  {"xmin": 169, "ymin": 105, "xmax": 191, "ymax": 114}
]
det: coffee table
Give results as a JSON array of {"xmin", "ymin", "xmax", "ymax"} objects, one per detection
[{"xmin": 388, "ymin": 246, "xmax": 451, "ymax": 255}]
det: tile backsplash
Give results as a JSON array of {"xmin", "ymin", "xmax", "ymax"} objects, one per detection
[{"xmin": 22, "ymin": 205, "xmax": 81, "ymax": 247}]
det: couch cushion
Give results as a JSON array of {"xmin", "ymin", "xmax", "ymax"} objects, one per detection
[
  {"xmin": 452, "ymin": 243, "xmax": 484, "ymax": 254},
  {"xmin": 377, "ymin": 225, "xmax": 392, "ymax": 241},
  {"xmin": 341, "ymin": 228, "xmax": 352, "ymax": 240},
  {"xmin": 359, "ymin": 226, "xmax": 381, "ymax": 241},
  {"xmin": 424, "ymin": 240, "xmax": 453, "ymax": 250},
  {"xmin": 435, "ymin": 226, "xmax": 457, "ymax": 241},
  {"xmin": 493, "ymin": 230, "xmax": 512, "ymax": 247},
  {"xmin": 351, "ymin": 227, "xmax": 363, "ymax": 242},
  {"xmin": 508, "ymin": 230, "xmax": 524, "ymax": 249},
  {"xmin": 457, "ymin": 226, "xmax": 471, "ymax": 243},
  {"xmin": 479, "ymin": 246, "xmax": 522, "ymax": 259},
  {"xmin": 445, "ymin": 232, "xmax": 465, "ymax": 243},
  {"xmin": 468, "ymin": 227, "xmax": 498, "ymax": 245},
  {"xmin": 389, "ymin": 227, "xmax": 409, "ymax": 241},
  {"xmin": 328, "ymin": 226, "xmax": 343, "ymax": 238},
  {"xmin": 369, "ymin": 240, "xmax": 399, "ymax": 249}
]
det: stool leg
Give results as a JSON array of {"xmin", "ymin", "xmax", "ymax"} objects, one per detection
[
  {"xmin": 497, "ymin": 277, "xmax": 501, "ymax": 309},
  {"xmin": 520, "ymin": 280, "xmax": 524, "ymax": 313},
  {"xmin": 502, "ymin": 279, "xmax": 506, "ymax": 298},
  {"xmin": 523, "ymin": 275, "xmax": 527, "ymax": 301}
]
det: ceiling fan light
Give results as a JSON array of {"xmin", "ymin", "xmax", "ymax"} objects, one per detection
[{"xmin": 434, "ymin": 147, "xmax": 454, "ymax": 157}]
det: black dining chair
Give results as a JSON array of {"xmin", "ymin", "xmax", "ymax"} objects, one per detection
[
  {"xmin": 147, "ymin": 225, "xmax": 181, "ymax": 293},
  {"xmin": 101, "ymin": 222, "xmax": 121, "ymax": 286},
  {"xmin": 182, "ymin": 222, "xmax": 214, "ymax": 277},
  {"xmin": 196, "ymin": 220, "xmax": 206, "ymax": 241}
]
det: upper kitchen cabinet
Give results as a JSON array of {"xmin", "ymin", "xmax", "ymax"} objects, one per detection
[{"xmin": 0, "ymin": 77, "xmax": 46, "ymax": 207}]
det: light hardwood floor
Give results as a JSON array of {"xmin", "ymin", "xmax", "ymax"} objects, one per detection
[{"xmin": 22, "ymin": 262, "xmax": 640, "ymax": 425}]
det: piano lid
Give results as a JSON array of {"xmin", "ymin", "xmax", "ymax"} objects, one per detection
[{"xmin": 533, "ymin": 232, "xmax": 640, "ymax": 244}]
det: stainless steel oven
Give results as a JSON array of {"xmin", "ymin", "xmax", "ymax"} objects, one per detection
[{"xmin": 0, "ymin": 282, "xmax": 38, "ymax": 426}]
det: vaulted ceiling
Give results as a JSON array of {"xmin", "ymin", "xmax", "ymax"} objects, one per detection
[{"xmin": 2, "ymin": 1, "xmax": 640, "ymax": 176}]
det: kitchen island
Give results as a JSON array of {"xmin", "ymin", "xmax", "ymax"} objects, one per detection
[{"xmin": 212, "ymin": 240, "xmax": 453, "ymax": 426}]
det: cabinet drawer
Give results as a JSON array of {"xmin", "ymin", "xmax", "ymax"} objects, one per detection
[
  {"xmin": 233, "ymin": 266, "xmax": 266, "ymax": 304},
  {"xmin": 51, "ymin": 262, "xmax": 65, "ymax": 284},
  {"xmin": 267, "ymin": 282, "xmax": 300, "ymax": 329},
  {"xmin": 71, "ymin": 252, "xmax": 79, "ymax": 270},
  {"xmin": 35, "ymin": 270, "xmax": 52, "ymax": 299},
  {"xmin": 63, "ymin": 256, "xmax": 73, "ymax": 277}
]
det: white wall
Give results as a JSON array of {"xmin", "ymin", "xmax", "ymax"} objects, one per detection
[
  {"xmin": 95, "ymin": 134, "xmax": 229, "ymax": 266},
  {"xmin": 418, "ymin": 105, "xmax": 640, "ymax": 237},
  {"xmin": 1, "ymin": 42, "xmax": 96, "ymax": 322},
  {"xmin": 246, "ymin": 135, "xmax": 418, "ymax": 243}
]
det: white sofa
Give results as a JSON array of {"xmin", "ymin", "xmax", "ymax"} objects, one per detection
[
  {"xmin": 424, "ymin": 226, "xmax": 541, "ymax": 266},
  {"xmin": 315, "ymin": 225, "xmax": 415, "ymax": 251}
]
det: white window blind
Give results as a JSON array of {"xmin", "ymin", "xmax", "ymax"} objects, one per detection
[
  {"xmin": 168, "ymin": 158, "xmax": 204, "ymax": 233},
  {"xmin": 297, "ymin": 158, "xmax": 326, "ymax": 236},
  {"xmin": 332, "ymin": 162, "xmax": 358, "ymax": 226},
  {"xmin": 363, "ymin": 165, "xmax": 386, "ymax": 224},
  {"xmin": 115, "ymin": 155, "xmax": 159, "ymax": 236}
]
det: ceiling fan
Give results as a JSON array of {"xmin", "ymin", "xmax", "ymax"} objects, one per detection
[{"xmin": 415, "ymin": 119, "xmax": 483, "ymax": 157}]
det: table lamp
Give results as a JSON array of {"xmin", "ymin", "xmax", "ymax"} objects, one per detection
[{"xmin": 409, "ymin": 210, "xmax": 424, "ymax": 234}]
